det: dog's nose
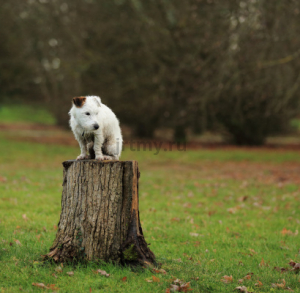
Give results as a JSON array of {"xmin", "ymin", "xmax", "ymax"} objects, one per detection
[{"xmin": 93, "ymin": 124, "xmax": 99, "ymax": 130}]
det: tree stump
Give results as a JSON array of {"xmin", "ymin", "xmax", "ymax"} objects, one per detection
[{"xmin": 45, "ymin": 160, "xmax": 155, "ymax": 266}]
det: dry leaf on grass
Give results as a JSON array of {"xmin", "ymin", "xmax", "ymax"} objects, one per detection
[
  {"xmin": 166, "ymin": 279, "xmax": 192, "ymax": 292},
  {"xmin": 55, "ymin": 266, "xmax": 63, "ymax": 273},
  {"xmin": 153, "ymin": 268, "xmax": 167, "ymax": 275},
  {"xmin": 242, "ymin": 273, "xmax": 253, "ymax": 280},
  {"xmin": 22, "ymin": 214, "xmax": 28, "ymax": 221},
  {"xmin": 274, "ymin": 266, "xmax": 289, "ymax": 273},
  {"xmin": 14, "ymin": 239, "xmax": 22, "ymax": 246},
  {"xmin": 152, "ymin": 276, "xmax": 160, "ymax": 282},
  {"xmin": 255, "ymin": 280, "xmax": 263, "ymax": 287},
  {"xmin": 248, "ymin": 249, "xmax": 257, "ymax": 255},
  {"xmin": 32, "ymin": 283, "xmax": 59, "ymax": 290},
  {"xmin": 32, "ymin": 283, "xmax": 47, "ymax": 289},
  {"xmin": 259, "ymin": 257, "xmax": 268, "ymax": 267},
  {"xmin": 170, "ymin": 284, "xmax": 180, "ymax": 292},
  {"xmin": 48, "ymin": 284, "xmax": 59, "ymax": 290},
  {"xmin": 95, "ymin": 269, "xmax": 110, "ymax": 277},
  {"xmin": 221, "ymin": 275, "xmax": 233, "ymax": 284},
  {"xmin": 272, "ymin": 279, "xmax": 286, "ymax": 289},
  {"xmin": 234, "ymin": 286, "xmax": 253, "ymax": 293},
  {"xmin": 289, "ymin": 261, "xmax": 300, "ymax": 271},
  {"xmin": 66, "ymin": 271, "xmax": 74, "ymax": 276},
  {"xmin": 122, "ymin": 276, "xmax": 127, "ymax": 282},
  {"xmin": 281, "ymin": 228, "xmax": 297, "ymax": 236}
]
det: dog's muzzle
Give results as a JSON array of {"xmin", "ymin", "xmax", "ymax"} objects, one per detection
[{"xmin": 93, "ymin": 124, "xmax": 99, "ymax": 130}]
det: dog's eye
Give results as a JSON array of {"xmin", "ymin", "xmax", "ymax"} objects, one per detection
[{"xmin": 85, "ymin": 112, "xmax": 90, "ymax": 116}]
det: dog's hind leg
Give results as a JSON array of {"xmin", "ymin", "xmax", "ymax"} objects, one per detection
[{"xmin": 102, "ymin": 139, "xmax": 121, "ymax": 160}]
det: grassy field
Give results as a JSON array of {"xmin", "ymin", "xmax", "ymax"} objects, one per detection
[
  {"xmin": 0, "ymin": 105, "xmax": 56, "ymax": 125},
  {"xmin": 0, "ymin": 101, "xmax": 300, "ymax": 293},
  {"xmin": 1, "ymin": 132, "xmax": 300, "ymax": 293}
]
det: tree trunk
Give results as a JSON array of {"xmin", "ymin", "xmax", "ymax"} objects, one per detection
[{"xmin": 45, "ymin": 160, "xmax": 155, "ymax": 266}]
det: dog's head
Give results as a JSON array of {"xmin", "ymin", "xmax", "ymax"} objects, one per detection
[{"xmin": 70, "ymin": 96, "xmax": 102, "ymax": 132}]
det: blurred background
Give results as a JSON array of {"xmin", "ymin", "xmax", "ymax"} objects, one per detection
[{"xmin": 1, "ymin": 0, "xmax": 300, "ymax": 146}]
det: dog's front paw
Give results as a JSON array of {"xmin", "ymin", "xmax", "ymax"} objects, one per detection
[
  {"xmin": 103, "ymin": 155, "xmax": 113, "ymax": 161},
  {"xmin": 95, "ymin": 155, "xmax": 105, "ymax": 161},
  {"xmin": 76, "ymin": 154, "xmax": 89, "ymax": 160},
  {"xmin": 96, "ymin": 155, "xmax": 112, "ymax": 161}
]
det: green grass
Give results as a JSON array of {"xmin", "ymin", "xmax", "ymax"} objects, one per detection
[
  {"xmin": 0, "ymin": 105, "xmax": 56, "ymax": 125},
  {"xmin": 0, "ymin": 136, "xmax": 300, "ymax": 292}
]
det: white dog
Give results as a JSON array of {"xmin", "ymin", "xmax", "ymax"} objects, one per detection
[{"xmin": 69, "ymin": 95, "xmax": 122, "ymax": 161}]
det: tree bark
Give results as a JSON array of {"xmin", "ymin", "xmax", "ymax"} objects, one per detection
[{"xmin": 45, "ymin": 160, "xmax": 155, "ymax": 266}]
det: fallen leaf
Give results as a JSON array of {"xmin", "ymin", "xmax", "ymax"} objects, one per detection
[
  {"xmin": 237, "ymin": 196, "xmax": 248, "ymax": 202},
  {"xmin": 152, "ymin": 275, "xmax": 160, "ymax": 282},
  {"xmin": 243, "ymin": 274, "xmax": 252, "ymax": 280},
  {"xmin": 170, "ymin": 284, "xmax": 180, "ymax": 292},
  {"xmin": 122, "ymin": 276, "xmax": 127, "ymax": 282},
  {"xmin": 235, "ymin": 286, "xmax": 252, "ymax": 292},
  {"xmin": 153, "ymin": 268, "xmax": 167, "ymax": 274},
  {"xmin": 14, "ymin": 239, "xmax": 22, "ymax": 246},
  {"xmin": 52, "ymin": 273, "xmax": 57, "ymax": 279},
  {"xmin": 272, "ymin": 279, "xmax": 286, "ymax": 289},
  {"xmin": 221, "ymin": 275, "xmax": 233, "ymax": 284},
  {"xmin": 48, "ymin": 284, "xmax": 59, "ymax": 290},
  {"xmin": 146, "ymin": 279, "xmax": 153, "ymax": 283},
  {"xmin": 183, "ymin": 203, "xmax": 192, "ymax": 208},
  {"xmin": 96, "ymin": 269, "xmax": 110, "ymax": 277},
  {"xmin": 259, "ymin": 257, "xmax": 267, "ymax": 267},
  {"xmin": 32, "ymin": 283, "xmax": 47, "ymax": 289},
  {"xmin": 67, "ymin": 271, "xmax": 74, "ymax": 276},
  {"xmin": 289, "ymin": 261, "xmax": 300, "ymax": 271},
  {"xmin": 22, "ymin": 214, "xmax": 28, "ymax": 221},
  {"xmin": 55, "ymin": 266, "xmax": 63, "ymax": 273},
  {"xmin": 189, "ymin": 233, "xmax": 199, "ymax": 237},
  {"xmin": 274, "ymin": 266, "xmax": 289, "ymax": 273},
  {"xmin": 179, "ymin": 282, "xmax": 192, "ymax": 292},
  {"xmin": 255, "ymin": 280, "xmax": 263, "ymax": 287},
  {"xmin": 281, "ymin": 228, "xmax": 295, "ymax": 236}
]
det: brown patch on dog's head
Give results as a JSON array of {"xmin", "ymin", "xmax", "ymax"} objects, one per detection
[{"xmin": 72, "ymin": 96, "xmax": 86, "ymax": 108}]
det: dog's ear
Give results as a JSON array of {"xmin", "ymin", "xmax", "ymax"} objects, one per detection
[
  {"xmin": 94, "ymin": 96, "xmax": 101, "ymax": 107},
  {"xmin": 72, "ymin": 96, "xmax": 86, "ymax": 108}
]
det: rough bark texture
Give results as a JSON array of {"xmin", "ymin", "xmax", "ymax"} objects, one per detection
[{"xmin": 45, "ymin": 160, "xmax": 155, "ymax": 266}]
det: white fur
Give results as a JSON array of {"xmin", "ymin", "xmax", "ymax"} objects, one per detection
[{"xmin": 69, "ymin": 96, "xmax": 123, "ymax": 161}]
